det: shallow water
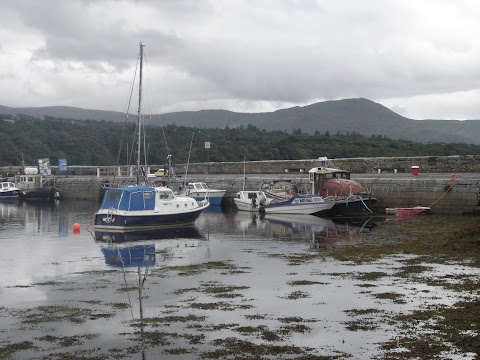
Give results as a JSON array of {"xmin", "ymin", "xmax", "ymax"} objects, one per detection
[{"xmin": 0, "ymin": 200, "xmax": 478, "ymax": 359}]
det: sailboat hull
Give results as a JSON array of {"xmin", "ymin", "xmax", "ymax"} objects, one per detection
[
  {"xmin": 94, "ymin": 205, "xmax": 207, "ymax": 231},
  {"xmin": 94, "ymin": 185, "xmax": 209, "ymax": 231}
]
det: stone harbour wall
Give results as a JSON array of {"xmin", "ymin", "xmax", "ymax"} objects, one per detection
[
  {"xmin": 355, "ymin": 175, "xmax": 480, "ymax": 215},
  {"xmin": 5, "ymin": 155, "xmax": 480, "ymax": 214},
  {"xmin": 50, "ymin": 173, "xmax": 480, "ymax": 214},
  {"xmin": 169, "ymin": 173, "xmax": 479, "ymax": 215},
  {"xmin": 184, "ymin": 155, "xmax": 480, "ymax": 175},
  {"xmin": 54, "ymin": 177, "xmax": 104, "ymax": 201},
  {"xmin": 3, "ymin": 155, "xmax": 480, "ymax": 177}
]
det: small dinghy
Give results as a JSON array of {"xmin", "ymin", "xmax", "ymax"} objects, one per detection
[{"xmin": 385, "ymin": 206, "xmax": 431, "ymax": 216}]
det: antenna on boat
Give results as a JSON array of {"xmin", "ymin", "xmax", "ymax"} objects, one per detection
[
  {"xmin": 136, "ymin": 41, "xmax": 146, "ymax": 186},
  {"xmin": 242, "ymin": 155, "xmax": 246, "ymax": 191}
]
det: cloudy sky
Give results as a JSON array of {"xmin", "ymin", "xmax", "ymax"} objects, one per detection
[{"xmin": 1, "ymin": 0, "xmax": 479, "ymax": 120}]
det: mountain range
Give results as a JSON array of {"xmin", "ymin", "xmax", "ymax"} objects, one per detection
[{"xmin": 2, "ymin": 98, "xmax": 480, "ymax": 145}]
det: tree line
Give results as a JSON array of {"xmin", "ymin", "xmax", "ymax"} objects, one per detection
[{"xmin": 1, "ymin": 114, "xmax": 480, "ymax": 168}]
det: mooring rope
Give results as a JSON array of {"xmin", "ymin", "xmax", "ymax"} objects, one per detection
[
  {"xmin": 359, "ymin": 195, "xmax": 374, "ymax": 213},
  {"xmin": 428, "ymin": 173, "xmax": 462, "ymax": 208}
]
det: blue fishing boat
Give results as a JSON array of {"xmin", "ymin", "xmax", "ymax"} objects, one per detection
[
  {"xmin": 182, "ymin": 182, "xmax": 226, "ymax": 206},
  {"xmin": 94, "ymin": 186, "xmax": 208, "ymax": 231}
]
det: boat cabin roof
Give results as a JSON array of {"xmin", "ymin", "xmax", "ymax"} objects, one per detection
[
  {"xmin": 100, "ymin": 185, "xmax": 175, "ymax": 211},
  {"xmin": 236, "ymin": 191, "xmax": 264, "ymax": 199},
  {"xmin": 187, "ymin": 182, "xmax": 209, "ymax": 190},
  {"xmin": 308, "ymin": 166, "xmax": 350, "ymax": 175}
]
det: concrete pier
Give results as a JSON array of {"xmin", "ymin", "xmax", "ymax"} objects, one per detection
[
  {"xmin": 52, "ymin": 171, "xmax": 480, "ymax": 215},
  {"xmin": 172, "ymin": 173, "xmax": 480, "ymax": 215},
  {"xmin": 4, "ymin": 155, "xmax": 479, "ymax": 214}
]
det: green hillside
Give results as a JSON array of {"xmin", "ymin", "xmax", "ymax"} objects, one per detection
[
  {"xmin": 1, "ymin": 98, "xmax": 480, "ymax": 144},
  {"xmin": 1, "ymin": 115, "xmax": 480, "ymax": 168}
]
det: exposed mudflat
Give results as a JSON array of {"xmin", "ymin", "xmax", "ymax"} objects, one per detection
[{"xmin": 0, "ymin": 201, "xmax": 478, "ymax": 359}]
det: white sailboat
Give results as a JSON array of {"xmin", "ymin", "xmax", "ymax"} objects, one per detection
[{"xmin": 94, "ymin": 42, "xmax": 209, "ymax": 231}]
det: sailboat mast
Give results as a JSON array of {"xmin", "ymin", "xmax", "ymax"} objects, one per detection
[{"xmin": 136, "ymin": 42, "xmax": 145, "ymax": 185}]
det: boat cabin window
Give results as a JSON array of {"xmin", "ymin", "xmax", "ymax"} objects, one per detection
[
  {"xmin": 248, "ymin": 193, "xmax": 258, "ymax": 199},
  {"xmin": 293, "ymin": 197, "xmax": 323, "ymax": 204},
  {"xmin": 329, "ymin": 172, "xmax": 349, "ymax": 179},
  {"xmin": 293, "ymin": 198, "xmax": 313, "ymax": 204},
  {"xmin": 104, "ymin": 191, "xmax": 122, "ymax": 205},
  {"xmin": 143, "ymin": 192, "xmax": 154, "ymax": 200},
  {"xmin": 158, "ymin": 189, "xmax": 174, "ymax": 200},
  {"xmin": 316, "ymin": 172, "xmax": 350, "ymax": 179},
  {"xmin": 188, "ymin": 182, "xmax": 209, "ymax": 190}
]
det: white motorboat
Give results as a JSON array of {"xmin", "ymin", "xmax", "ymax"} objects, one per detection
[
  {"xmin": 0, "ymin": 181, "xmax": 22, "ymax": 199},
  {"xmin": 262, "ymin": 194, "xmax": 334, "ymax": 216},
  {"xmin": 182, "ymin": 182, "xmax": 226, "ymax": 206},
  {"xmin": 234, "ymin": 190, "xmax": 272, "ymax": 212}
]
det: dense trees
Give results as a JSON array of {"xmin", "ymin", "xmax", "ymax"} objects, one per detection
[{"xmin": 1, "ymin": 114, "xmax": 480, "ymax": 167}]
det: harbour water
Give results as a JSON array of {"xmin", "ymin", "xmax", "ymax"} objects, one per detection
[{"xmin": 0, "ymin": 200, "xmax": 478, "ymax": 359}]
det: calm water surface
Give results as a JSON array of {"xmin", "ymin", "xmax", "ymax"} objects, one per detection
[{"xmin": 0, "ymin": 200, "xmax": 477, "ymax": 359}]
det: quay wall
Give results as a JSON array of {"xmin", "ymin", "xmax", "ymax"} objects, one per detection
[
  {"xmin": 3, "ymin": 155, "xmax": 480, "ymax": 214},
  {"xmin": 176, "ymin": 173, "xmax": 480, "ymax": 215},
  {"xmin": 54, "ymin": 177, "xmax": 104, "ymax": 201},
  {"xmin": 183, "ymin": 155, "xmax": 480, "ymax": 175},
  {"xmin": 3, "ymin": 155, "xmax": 480, "ymax": 176},
  {"xmin": 52, "ymin": 173, "xmax": 480, "ymax": 215},
  {"xmin": 352, "ymin": 175, "xmax": 480, "ymax": 215}
]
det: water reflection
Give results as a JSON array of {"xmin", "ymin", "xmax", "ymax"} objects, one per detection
[
  {"xmin": 0, "ymin": 199, "xmax": 100, "ymax": 235},
  {"xmin": 0, "ymin": 200, "xmax": 21, "ymax": 226},
  {"xmin": 234, "ymin": 211, "xmax": 266, "ymax": 230},
  {"xmin": 94, "ymin": 226, "xmax": 205, "ymax": 243},
  {"xmin": 0, "ymin": 199, "xmax": 60, "ymax": 231},
  {"xmin": 95, "ymin": 226, "xmax": 207, "ymax": 268},
  {"xmin": 260, "ymin": 213, "xmax": 376, "ymax": 246},
  {"xmin": 94, "ymin": 226, "xmax": 210, "ymax": 359}
]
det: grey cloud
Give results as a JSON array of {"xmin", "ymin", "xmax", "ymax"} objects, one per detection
[{"xmin": 0, "ymin": 0, "xmax": 479, "ymax": 119}]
